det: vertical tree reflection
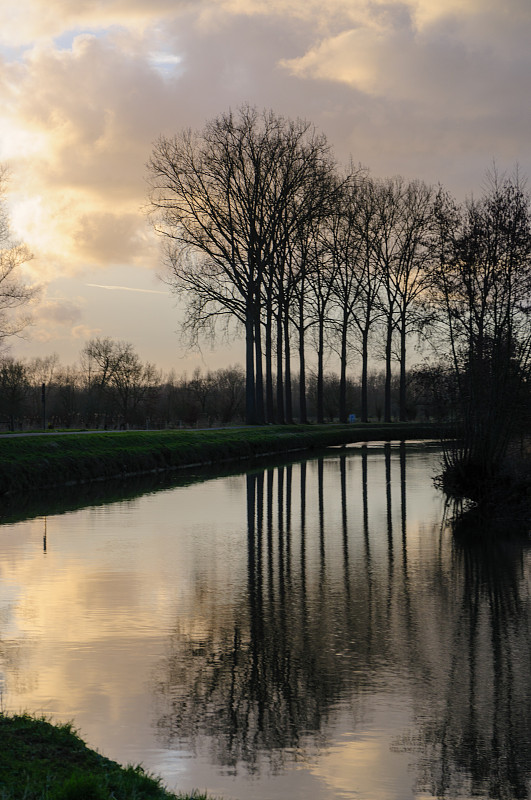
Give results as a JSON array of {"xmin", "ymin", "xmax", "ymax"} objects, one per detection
[
  {"xmin": 399, "ymin": 441, "xmax": 413, "ymax": 640},
  {"xmin": 361, "ymin": 445, "xmax": 374, "ymax": 659},
  {"xmin": 407, "ymin": 538, "xmax": 531, "ymax": 799},
  {"xmin": 154, "ymin": 447, "xmax": 531, "ymax": 794},
  {"xmin": 340, "ymin": 453, "xmax": 351, "ymax": 603},
  {"xmin": 286, "ymin": 465, "xmax": 292, "ymax": 589},
  {"xmin": 300, "ymin": 460, "xmax": 307, "ymax": 607},
  {"xmin": 317, "ymin": 457, "xmax": 326, "ymax": 596},
  {"xmin": 385, "ymin": 442, "xmax": 394, "ymax": 619}
]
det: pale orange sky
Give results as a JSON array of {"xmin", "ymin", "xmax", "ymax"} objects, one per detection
[{"xmin": 1, "ymin": 0, "xmax": 529, "ymax": 371}]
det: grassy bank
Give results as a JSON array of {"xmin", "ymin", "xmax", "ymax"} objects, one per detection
[
  {"xmin": 0, "ymin": 713, "xmax": 210, "ymax": 800},
  {"xmin": 0, "ymin": 422, "xmax": 445, "ymax": 496},
  {"xmin": 0, "ymin": 447, "xmax": 347, "ymax": 524}
]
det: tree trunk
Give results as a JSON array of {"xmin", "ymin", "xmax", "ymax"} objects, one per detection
[
  {"xmin": 360, "ymin": 325, "xmax": 369, "ymax": 423},
  {"xmin": 276, "ymin": 311, "xmax": 285, "ymax": 424},
  {"xmin": 284, "ymin": 308, "xmax": 293, "ymax": 424},
  {"xmin": 399, "ymin": 311, "xmax": 407, "ymax": 422},
  {"xmin": 384, "ymin": 314, "xmax": 393, "ymax": 423},
  {"xmin": 298, "ymin": 285, "xmax": 308, "ymax": 424},
  {"xmin": 339, "ymin": 311, "xmax": 348, "ymax": 423},
  {"xmin": 254, "ymin": 310, "xmax": 265, "ymax": 425},
  {"xmin": 265, "ymin": 297, "xmax": 274, "ymax": 423},
  {"xmin": 317, "ymin": 318, "xmax": 324, "ymax": 424},
  {"xmin": 245, "ymin": 300, "xmax": 256, "ymax": 424},
  {"xmin": 298, "ymin": 321, "xmax": 307, "ymax": 424}
]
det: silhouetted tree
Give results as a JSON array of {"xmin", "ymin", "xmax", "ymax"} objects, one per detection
[
  {"xmin": 0, "ymin": 358, "xmax": 29, "ymax": 430},
  {"xmin": 82, "ymin": 337, "xmax": 159, "ymax": 427},
  {"xmin": 0, "ymin": 168, "xmax": 37, "ymax": 346},
  {"xmin": 433, "ymin": 168, "xmax": 531, "ymax": 497}
]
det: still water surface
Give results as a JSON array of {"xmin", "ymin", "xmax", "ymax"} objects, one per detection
[{"xmin": 1, "ymin": 443, "xmax": 530, "ymax": 799}]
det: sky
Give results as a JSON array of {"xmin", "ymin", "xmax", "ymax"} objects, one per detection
[{"xmin": 0, "ymin": 0, "xmax": 530, "ymax": 374}]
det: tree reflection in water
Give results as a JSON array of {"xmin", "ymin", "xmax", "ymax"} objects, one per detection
[
  {"xmin": 402, "ymin": 536, "xmax": 531, "ymax": 800},
  {"xmin": 153, "ymin": 445, "xmax": 531, "ymax": 796}
]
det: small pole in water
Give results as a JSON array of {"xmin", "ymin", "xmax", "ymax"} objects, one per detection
[{"xmin": 43, "ymin": 517, "xmax": 47, "ymax": 553}]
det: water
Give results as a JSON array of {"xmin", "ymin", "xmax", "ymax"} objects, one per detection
[{"xmin": 0, "ymin": 442, "xmax": 530, "ymax": 799}]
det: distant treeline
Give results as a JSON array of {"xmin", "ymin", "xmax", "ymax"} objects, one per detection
[{"xmin": 0, "ymin": 343, "xmax": 447, "ymax": 431}]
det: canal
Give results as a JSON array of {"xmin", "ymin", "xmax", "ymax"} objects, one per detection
[{"xmin": 0, "ymin": 442, "xmax": 529, "ymax": 799}]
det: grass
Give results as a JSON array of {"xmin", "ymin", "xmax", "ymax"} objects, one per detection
[
  {"xmin": 0, "ymin": 713, "xmax": 212, "ymax": 800},
  {"xmin": 0, "ymin": 422, "xmax": 446, "ymax": 496}
]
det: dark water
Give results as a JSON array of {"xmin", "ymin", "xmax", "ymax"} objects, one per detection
[{"xmin": 0, "ymin": 443, "xmax": 530, "ymax": 799}]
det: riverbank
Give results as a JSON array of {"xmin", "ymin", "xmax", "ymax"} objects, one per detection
[
  {"xmin": 0, "ymin": 422, "xmax": 446, "ymax": 495},
  {"xmin": 0, "ymin": 713, "xmax": 210, "ymax": 800}
]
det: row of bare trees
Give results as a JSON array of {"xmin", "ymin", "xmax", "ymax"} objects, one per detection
[
  {"xmin": 147, "ymin": 106, "xmax": 444, "ymax": 426},
  {"xmin": 148, "ymin": 106, "xmax": 531, "ymax": 488}
]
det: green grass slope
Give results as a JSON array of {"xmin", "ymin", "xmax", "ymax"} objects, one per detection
[
  {"xmin": 0, "ymin": 422, "xmax": 445, "ymax": 495},
  {"xmin": 0, "ymin": 714, "xmax": 210, "ymax": 800}
]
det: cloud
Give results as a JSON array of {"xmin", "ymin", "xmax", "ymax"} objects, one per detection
[
  {"xmin": 0, "ymin": 30, "xmax": 174, "ymax": 277},
  {"xmin": 71, "ymin": 324, "xmax": 101, "ymax": 339},
  {"xmin": 271, "ymin": 0, "xmax": 531, "ymax": 186},
  {"xmin": 0, "ymin": 0, "xmax": 529, "ymax": 369},
  {"xmin": 0, "ymin": 0, "xmax": 197, "ymax": 46},
  {"xmin": 3, "ymin": 0, "xmax": 528, "ymax": 282},
  {"xmin": 280, "ymin": 0, "xmax": 531, "ymax": 114},
  {"xmin": 73, "ymin": 212, "xmax": 156, "ymax": 267},
  {"xmin": 35, "ymin": 297, "xmax": 83, "ymax": 324},
  {"xmin": 28, "ymin": 296, "xmax": 85, "ymax": 342}
]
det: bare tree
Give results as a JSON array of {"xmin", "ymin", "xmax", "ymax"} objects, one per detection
[
  {"xmin": 326, "ymin": 168, "xmax": 373, "ymax": 422},
  {"xmin": 82, "ymin": 337, "xmax": 159, "ymax": 427},
  {"xmin": 368, "ymin": 177, "xmax": 435, "ymax": 421},
  {"xmin": 433, "ymin": 168, "xmax": 531, "ymax": 494},
  {"xmin": 0, "ymin": 357, "xmax": 29, "ymax": 430},
  {"xmin": 367, "ymin": 177, "xmax": 403, "ymax": 422},
  {"xmin": 350, "ymin": 177, "xmax": 386, "ymax": 422},
  {"xmin": 391, "ymin": 179, "xmax": 437, "ymax": 421},
  {"xmin": 0, "ymin": 169, "xmax": 37, "ymax": 346},
  {"xmin": 53, "ymin": 365, "xmax": 83, "ymax": 428},
  {"xmin": 288, "ymin": 191, "xmax": 327, "ymax": 423},
  {"xmin": 305, "ymin": 228, "xmax": 338, "ymax": 424}
]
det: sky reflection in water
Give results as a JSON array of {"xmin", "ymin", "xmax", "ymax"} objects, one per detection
[{"xmin": 0, "ymin": 443, "xmax": 530, "ymax": 800}]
